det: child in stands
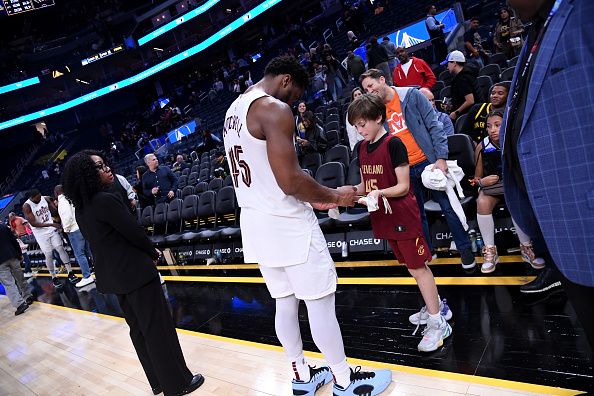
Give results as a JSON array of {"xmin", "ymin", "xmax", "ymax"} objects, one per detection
[
  {"xmin": 348, "ymin": 93, "xmax": 452, "ymax": 352},
  {"xmin": 474, "ymin": 111, "xmax": 545, "ymax": 273}
]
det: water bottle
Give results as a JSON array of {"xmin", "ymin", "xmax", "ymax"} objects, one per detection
[
  {"xmin": 468, "ymin": 229, "xmax": 477, "ymax": 253},
  {"xmin": 475, "ymin": 232, "xmax": 484, "ymax": 252},
  {"xmin": 341, "ymin": 240, "xmax": 348, "ymax": 259}
]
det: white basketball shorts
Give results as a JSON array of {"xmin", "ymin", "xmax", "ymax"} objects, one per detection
[{"xmin": 35, "ymin": 229, "xmax": 64, "ymax": 254}]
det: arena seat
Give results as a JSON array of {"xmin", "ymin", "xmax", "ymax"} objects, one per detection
[
  {"xmin": 438, "ymin": 70, "xmax": 452, "ymax": 86},
  {"xmin": 182, "ymin": 191, "xmax": 217, "ymax": 245},
  {"xmin": 181, "ymin": 168, "xmax": 191, "ymax": 176},
  {"xmin": 324, "ymin": 144, "xmax": 350, "ymax": 172},
  {"xmin": 191, "ymin": 165, "xmax": 200, "ymax": 174},
  {"xmin": 314, "ymin": 162, "xmax": 345, "ymax": 230},
  {"xmin": 488, "ymin": 53, "xmax": 508, "ymax": 69},
  {"xmin": 208, "ymin": 178, "xmax": 223, "ymax": 193},
  {"xmin": 334, "ymin": 159, "xmax": 369, "ymax": 228},
  {"xmin": 140, "ymin": 206, "xmax": 154, "ymax": 234},
  {"xmin": 476, "ymin": 75, "xmax": 493, "ymax": 103},
  {"xmin": 223, "ymin": 175, "xmax": 233, "ymax": 187},
  {"xmin": 439, "ymin": 86, "xmax": 451, "ymax": 101},
  {"xmin": 216, "ymin": 186, "xmax": 241, "ymax": 241},
  {"xmin": 479, "ymin": 64, "xmax": 501, "ymax": 84},
  {"xmin": 164, "ymin": 195, "xmax": 199, "ymax": 246},
  {"xmin": 508, "ymin": 55, "xmax": 520, "ymax": 67},
  {"xmin": 151, "ymin": 203, "xmax": 169, "ymax": 245},
  {"xmin": 500, "ymin": 66, "xmax": 516, "ymax": 82},
  {"xmin": 178, "ymin": 175, "xmax": 188, "ymax": 189},
  {"xmin": 181, "ymin": 185, "xmax": 195, "ymax": 198},
  {"xmin": 325, "ymin": 130, "xmax": 341, "ymax": 149},
  {"xmin": 431, "ymin": 81, "xmax": 445, "ymax": 99},
  {"xmin": 198, "ymin": 168, "xmax": 210, "ymax": 183},
  {"xmin": 455, "ymin": 114, "xmax": 468, "ymax": 134},
  {"xmin": 301, "ymin": 153, "xmax": 322, "ymax": 176},
  {"xmin": 194, "ymin": 181, "xmax": 208, "ymax": 196}
]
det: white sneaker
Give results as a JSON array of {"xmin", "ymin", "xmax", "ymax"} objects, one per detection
[
  {"xmin": 75, "ymin": 276, "xmax": 95, "ymax": 288},
  {"xmin": 481, "ymin": 245, "xmax": 499, "ymax": 274},
  {"xmin": 418, "ymin": 315, "xmax": 452, "ymax": 352},
  {"xmin": 520, "ymin": 242, "xmax": 545, "ymax": 269},
  {"xmin": 409, "ymin": 298, "xmax": 453, "ymax": 326},
  {"xmin": 158, "ymin": 273, "xmax": 165, "ymax": 284},
  {"xmin": 23, "ymin": 272, "xmax": 33, "ymax": 278}
]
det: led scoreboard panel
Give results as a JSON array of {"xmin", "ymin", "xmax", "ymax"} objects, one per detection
[{"xmin": 2, "ymin": 0, "xmax": 55, "ymax": 15}]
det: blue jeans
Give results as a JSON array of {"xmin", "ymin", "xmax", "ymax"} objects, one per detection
[
  {"xmin": 67, "ymin": 230, "xmax": 92, "ymax": 278},
  {"xmin": 410, "ymin": 160, "xmax": 472, "ymax": 252}
]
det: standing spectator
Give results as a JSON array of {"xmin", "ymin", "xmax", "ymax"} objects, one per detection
[
  {"xmin": 392, "ymin": 47, "xmax": 436, "ymax": 89},
  {"xmin": 55, "ymin": 184, "xmax": 95, "ymax": 288},
  {"xmin": 133, "ymin": 166, "xmax": 154, "ymax": 209},
  {"xmin": 347, "ymin": 31, "xmax": 360, "ymax": 51},
  {"xmin": 324, "ymin": 53, "xmax": 344, "ymax": 102},
  {"xmin": 142, "ymin": 154, "xmax": 179, "ymax": 204},
  {"xmin": 295, "ymin": 101, "xmax": 307, "ymax": 138},
  {"xmin": 473, "ymin": 111, "xmax": 543, "ymax": 273},
  {"xmin": 0, "ymin": 222, "xmax": 33, "ymax": 315},
  {"xmin": 360, "ymin": 69, "xmax": 476, "ymax": 269},
  {"xmin": 345, "ymin": 88, "xmax": 365, "ymax": 150},
  {"xmin": 381, "ymin": 36, "xmax": 398, "ymax": 72},
  {"xmin": 366, "ymin": 36, "xmax": 393, "ymax": 86},
  {"xmin": 62, "ymin": 150, "xmax": 204, "ymax": 395},
  {"xmin": 464, "ymin": 17, "xmax": 488, "ymax": 67},
  {"xmin": 501, "ymin": 0, "xmax": 594, "ymax": 350},
  {"xmin": 420, "ymin": 88, "xmax": 454, "ymax": 136},
  {"xmin": 493, "ymin": 7, "xmax": 524, "ymax": 59},
  {"xmin": 443, "ymin": 50, "xmax": 479, "ymax": 121},
  {"xmin": 297, "ymin": 111, "xmax": 328, "ymax": 154},
  {"xmin": 346, "ymin": 50, "xmax": 366, "ymax": 86},
  {"xmin": 461, "ymin": 82, "xmax": 510, "ymax": 143},
  {"xmin": 425, "ymin": 5, "xmax": 448, "ymax": 63}
]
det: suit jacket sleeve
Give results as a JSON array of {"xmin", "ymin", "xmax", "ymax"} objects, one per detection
[
  {"xmin": 413, "ymin": 88, "xmax": 448, "ymax": 160},
  {"xmin": 95, "ymin": 193, "xmax": 158, "ymax": 259}
]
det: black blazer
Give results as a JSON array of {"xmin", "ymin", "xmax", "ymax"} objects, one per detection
[{"xmin": 76, "ymin": 191, "xmax": 159, "ymax": 294}]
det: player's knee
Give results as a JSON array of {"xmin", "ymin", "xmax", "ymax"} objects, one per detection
[{"xmin": 408, "ymin": 266, "xmax": 428, "ymax": 279}]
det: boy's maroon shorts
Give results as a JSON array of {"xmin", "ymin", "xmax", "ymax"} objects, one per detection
[{"xmin": 387, "ymin": 237, "xmax": 432, "ymax": 269}]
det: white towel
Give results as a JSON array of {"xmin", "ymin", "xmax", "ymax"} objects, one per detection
[{"xmin": 421, "ymin": 161, "xmax": 468, "ymax": 231}]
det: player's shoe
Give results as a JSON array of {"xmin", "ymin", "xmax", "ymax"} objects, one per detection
[
  {"xmin": 332, "ymin": 366, "xmax": 392, "ymax": 396},
  {"xmin": 291, "ymin": 365, "xmax": 333, "ymax": 395},
  {"xmin": 418, "ymin": 315, "xmax": 452, "ymax": 352}
]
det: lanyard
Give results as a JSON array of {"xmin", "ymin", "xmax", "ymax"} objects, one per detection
[{"xmin": 509, "ymin": 0, "xmax": 563, "ymax": 108}]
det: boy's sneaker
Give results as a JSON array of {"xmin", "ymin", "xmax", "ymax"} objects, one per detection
[
  {"xmin": 418, "ymin": 315, "xmax": 452, "ymax": 352},
  {"xmin": 481, "ymin": 245, "xmax": 499, "ymax": 274},
  {"xmin": 291, "ymin": 365, "xmax": 333, "ymax": 395},
  {"xmin": 409, "ymin": 299, "xmax": 453, "ymax": 326},
  {"xmin": 520, "ymin": 242, "xmax": 545, "ymax": 269},
  {"xmin": 333, "ymin": 367, "xmax": 392, "ymax": 396},
  {"xmin": 460, "ymin": 248, "xmax": 476, "ymax": 270}
]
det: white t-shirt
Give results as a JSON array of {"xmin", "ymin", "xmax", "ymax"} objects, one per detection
[
  {"xmin": 401, "ymin": 59, "xmax": 413, "ymax": 77},
  {"xmin": 223, "ymin": 88, "xmax": 316, "ymax": 267}
]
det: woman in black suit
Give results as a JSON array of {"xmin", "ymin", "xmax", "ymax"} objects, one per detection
[{"xmin": 62, "ymin": 150, "xmax": 203, "ymax": 396}]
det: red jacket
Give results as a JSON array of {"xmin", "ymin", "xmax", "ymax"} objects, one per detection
[{"xmin": 392, "ymin": 57, "xmax": 436, "ymax": 89}]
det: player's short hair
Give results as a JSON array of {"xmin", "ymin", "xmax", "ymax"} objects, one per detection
[
  {"xmin": 29, "ymin": 189, "xmax": 40, "ymax": 198},
  {"xmin": 359, "ymin": 68, "xmax": 385, "ymax": 84},
  {"xmin": 264, "ymin": 56, "xmax": 309, "ymax": 89},
  {"xmin": 347, "ymin": 93, "xmax": 387, "ymax": 125}
]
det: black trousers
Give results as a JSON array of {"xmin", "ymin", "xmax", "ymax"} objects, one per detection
[{"xmin": 117, "ymin": 278, "xmax": 193, "ymax": 395}]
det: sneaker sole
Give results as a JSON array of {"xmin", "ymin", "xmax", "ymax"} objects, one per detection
[
  {"xmin": 461, "ymin": 261, "xmax": 476, "ymax": 270},
  {"xmin": 481, "ymin": 259, "xmax": 499, "ymax": 274},
  {"xmin": 520, "ymin": 281, "xmax": 562, "ymax": 294},
  {"xmin": 522, "ymin": 256, "xmax": 546, "ymax": 270},
  {"xmin": 293, "ymin": 370, "xmax": 333, "ymax": 396}
]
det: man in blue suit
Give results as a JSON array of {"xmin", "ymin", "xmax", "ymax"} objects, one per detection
[{"xmin": 502, "ymin": 0, "xmax": 594, "ymax": 351}]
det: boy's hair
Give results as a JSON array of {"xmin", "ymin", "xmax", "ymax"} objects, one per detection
[
  {"xmin": 487, "ymin": 110, "xmax": 504, "ymax": 121},
  {"xmin": 264, "ymin": 56, "xmax": 309, "ymax": 89},
  {"xmin": 492, "ymin": 81, "xmax": 511, "ymax": 92},
  {"xmin": 347, "ymin": 93, "xmax": 387, "ymax": 125}
]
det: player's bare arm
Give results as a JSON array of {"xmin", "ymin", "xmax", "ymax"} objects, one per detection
[{"xmin": 247, "ymin": 97, "xmax": 356, "ymax": 207}]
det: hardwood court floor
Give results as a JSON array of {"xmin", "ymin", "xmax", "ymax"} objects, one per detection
[{"xmin": 0, "ymin": 297, "xmax": 583, "ymax": 396}]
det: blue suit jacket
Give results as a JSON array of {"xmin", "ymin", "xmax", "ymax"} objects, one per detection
[{"xmin": 501, "ymin": 0, "xmax": 594, "ymax": 286}]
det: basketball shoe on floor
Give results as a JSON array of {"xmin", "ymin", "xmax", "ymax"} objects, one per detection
[
  {"xmin": 292, "ymin": 365, "xmax": 333, "ymax": 395},
  {"xmin": 418, "ymin": 315, "xmax": 452, "ymax": 352},
  {"xmin": 332, "ymin": 366, "xmax": 392, "ymax": 396},
  {"xmin": 409, "ymin": 298, "xmax": 452, "ymax": 326},
  {"xmin": 520, "ymin": 242, "xmax": 545, "ymax": 269},
  {"xmin": 480, "ymin": 245, "xmax": 499, "ymax": 274}
]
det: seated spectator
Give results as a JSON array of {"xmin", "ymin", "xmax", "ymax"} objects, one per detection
[
  {"xmin": 464, "ymin": 17, "xmax": 488, "ymax": 67},
  {"xmin": 419, "ymin": 88, "xmax": 454, "ymax": 137},
  {"xmin": 295, "ymin": 101, "xmax": 307, "ymax": 138},
  {"xmin": 346, "ymin": 50, "xmax": 366, "ymax": 86},
  {"xmin": 461, "ymin": 82, "xmax": 510, "ymax": 144},
  {"xmin": 442, "ymin": 50, "xmax": 479, "ymax": 121},
  {"xmin": 133, "ymin": 166, "xmax": 154, "ymax": 209},
  {"xmin": 142, "ymin": 154, "xmax": 179, "ymax": 204},
  {"xmin": 493, "ymin": 7, "xmax": 524, "ymax": 59},
  {"xmin": 473, "ymin": 111, "xmax": 544, "ymax": 274},
  {"xmin": 171, "ymin": 154, "xmax": 190, "ymax": 172},
  {"xmin": 345, "ymin": 88, "xmax": 365, "ymax": 150},
  {"xmin": 297, "ymin": 111, "xmax": 327, "ymax": 154},
  {"xmin": 392, "ymin": 47, "xmax": 436, "ymax": 89}
]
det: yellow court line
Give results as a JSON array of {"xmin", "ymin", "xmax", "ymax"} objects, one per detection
[
  {"xmin": 31, "ymin": 301, "xmax": 584, "ymax": 396},
  {"xmin": 36, "ymin": 273, "xmax": 536, "ymax": 285}
]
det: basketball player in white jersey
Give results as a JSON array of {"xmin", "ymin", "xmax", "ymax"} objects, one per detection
[
  {"xmin": 223, "ymin": 56, "xmax": 392, "ymax": 396},
  {"xmin": 23, "ymin": 189, "xmax": 77, "ymax": 287}
]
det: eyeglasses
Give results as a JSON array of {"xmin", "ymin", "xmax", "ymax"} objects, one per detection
[{"xmin": 94, "ymin": 162, "xmax": 110, "ymax": 172}]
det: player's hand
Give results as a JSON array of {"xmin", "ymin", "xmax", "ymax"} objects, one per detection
[
  {"xmin": 50, "ymin": 223, "xmax": 62, "ymax": 230},
  {"xmin": 167, "ymin": 190, "xmax": 175, "ymax": 199},
  {"xmin": 432, "ymin": 159, "xmax": 448, "ymax": 175},
  {"xmin": 312, "ymin": 202, "xmax": 339, "ymax": 210},
  {"xmin": 368, "ymin": 189, "xmax": 382, "ymax": 200},
  {"xmin": 480, "ymin": 175, "xmax": 500, "ymax": 187},
  {"xmin": 151, "ymin": 187, "xmax": 159, "ymax": 195},
  {"xmin": 357, "ymin": 197, "xmax": 368, "ymax": 206},
  {"xmin": 336, "ymin": 185, "xmax": 358, "ymax": 207}
]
